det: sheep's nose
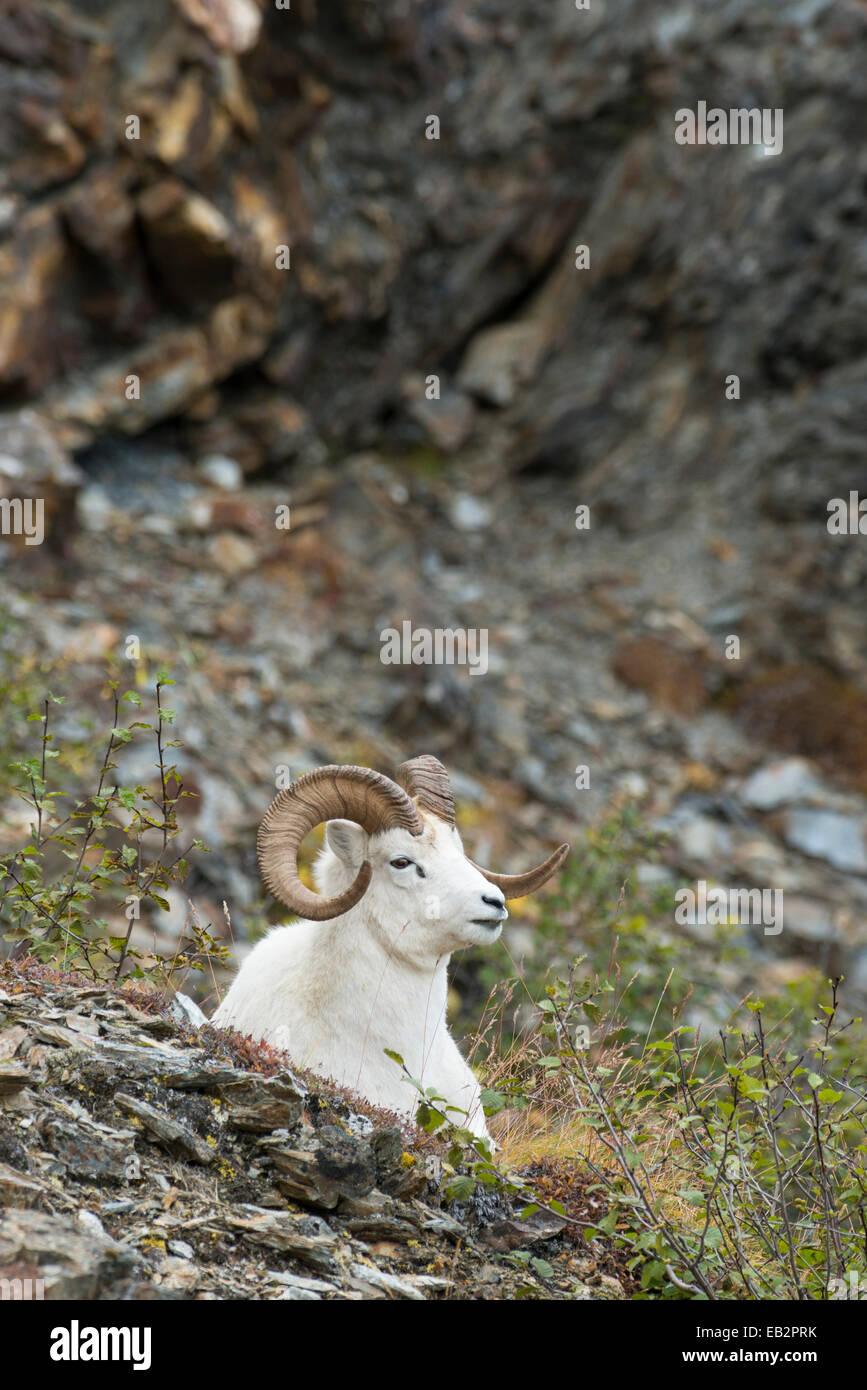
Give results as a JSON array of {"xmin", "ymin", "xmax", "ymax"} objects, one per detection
[{"xmin": 481, "ymin": 892, "xmax": 506, "ymax": 912}]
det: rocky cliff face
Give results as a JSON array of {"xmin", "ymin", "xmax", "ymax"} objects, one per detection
[
  {"xmin": 0, "ymin": 960, "xmax": 626, "ymax": 1300},
  {"xmin": 3, "ymin": 0, "xmax": 866, "ymax": 481}
]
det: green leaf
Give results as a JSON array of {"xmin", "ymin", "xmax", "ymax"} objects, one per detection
[
  {"xmin": 415, "ymin": 1103, "xmax": 446, "ymax": 1134},
  {"xmin": 641, "ymin": 1260, "xmax": 666, "ymax": 1289},
  {"xmin": 736, "ymin": 1073, "xmax": 766, "ymax": 1101},
  {"xmin": 480, "ymin": 1087, "xmax": 506, "ymax": 1115},
  {"xmin": 447, "ymin": 1175, "xmax": 476, "ymax": 1202}
]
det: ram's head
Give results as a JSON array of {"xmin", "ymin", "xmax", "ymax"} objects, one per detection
[{"xmin": 257, "ymin": 755, "xmax": 569, "ymax": 956}]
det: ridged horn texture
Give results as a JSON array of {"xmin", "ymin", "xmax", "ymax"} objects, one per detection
[
  {"xmin": 472, "ymin": 843, "xmax": 571, "ymax": 900},
  {"xmin": 257, "ymin": 765, "xmax": 422, "ymax": 921},
  {"xmin": 395, "ymin": 754, "xmax": 455, "ymax": 826}
]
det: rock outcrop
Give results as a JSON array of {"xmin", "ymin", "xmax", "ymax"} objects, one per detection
[{"xmin": 0, "ymin": 959, "xmax": 627, "ymax": 1300}]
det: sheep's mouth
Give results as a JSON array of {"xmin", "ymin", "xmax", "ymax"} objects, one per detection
[{"xmin": 471, "ymin": 918, "xmax": 505, "ymax": 928}]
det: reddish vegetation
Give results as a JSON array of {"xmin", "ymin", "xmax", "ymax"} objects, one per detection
[
  {"xmin": 0, "ymin": 956, "xmax": 173, "ymax": 1016},
  {"xmin": 525, "ymin": 1156, "xmax": 639, "ymax": 1294},
  {"xmin": 0, "ymin": 956, "xmax": 103, "ymax": 995}
]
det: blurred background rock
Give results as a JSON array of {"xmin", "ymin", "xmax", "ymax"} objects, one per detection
[{"xmin": 1, "ymin": 0, "xmax": 866, "ymax": 1027}]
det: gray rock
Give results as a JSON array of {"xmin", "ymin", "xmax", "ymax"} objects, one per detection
[
  {"xmin": 449, "ymin": 494, "xmax": 493, "ymax": 532},
  {"xmin": 780, "ymin": 897, "xmax": 839, "ymax": 945},
  {"xmin": 224, "ymin": 1075, "xmax": 304, "ymax": 1133},
  {"xmin": 348, "ymin": 1262, "xmax": 426, "ymax": 1300},
  {"xmin": 268, "ymin": 1270, "xmax": 337, "ymax": 1295},
  {"xmin": 172, "ymin": 993, "xmax": 209, "ymax": 1029},
  {"xmin": 677, "ymin": 816, "xmax": 733, "ymax": 863},
  {"xmin": 458, "ymin": 323, "xmax": 547, "ymax": 407},
  {"xmin": 114, "ymin": 1092, "xmax": 215, "ymax": 1166},
  {"xmin": 40, "ymin": 1118, "xmax": 129, "ymax": 1184},
  {"xmin": 740, "ymin": 759, "xmax": 829, "ymax": 811},
  {"xmin": 784, "ymin": 810, "xmax": 867, "ymax": 875},
  {"xmin": 167, "ymin": 1239, "xmax": 195, "ymax": 1260},
  {"xmin": 0, "ymin": 1208, "xmax": 137, "ymax": 1299},
  {"xmin": 403, "ymin": 378, "xmax": 475, "ymax": 453},
  {"xmin": 271, "ymin": 1126, "xmax": 377, "ymax": 1210},
  {"xmin": 219, "ymin": 1206, "xmax": 338, "ymax": 1273},
  {"xmin": 197, "ymin": 454, "xmax": 243, "ymax": 490}
]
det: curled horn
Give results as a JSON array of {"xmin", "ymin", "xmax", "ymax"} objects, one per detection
[
  {"xmin": 395, "ymin": 754, "xmax": 455, "ymax": 825},
  {"xmin": 397, "ymin": 753, "xmax": 569, "ymax": 900},
  {"xmin": 471, "ymin": 843, "xmax": 571, "ymax": 901},
  {"xmin": 257, "ymin": 765, "xmax": 422, "ymax": 921}
]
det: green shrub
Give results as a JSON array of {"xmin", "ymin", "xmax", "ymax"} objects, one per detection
[{"xmin": 0, "ymin": 675, "xmax": 227, "ymax": 984}]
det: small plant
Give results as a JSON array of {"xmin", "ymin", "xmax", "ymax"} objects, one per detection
[
  {"xmin": 468, "ymin": 955, "xmax": 867, "ymax": 1300},
  {"xmin": 383, "ymin": 1046, "xmax": 569, "ymax": 1220},
  {"xmin": 0, "ymin": 677, "xmax": 229, "ymax": 987}
]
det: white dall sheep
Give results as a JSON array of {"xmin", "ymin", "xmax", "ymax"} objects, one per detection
[{"xmin": 212, "ymin": 756, "xmax": 569, "ymax": 1139}]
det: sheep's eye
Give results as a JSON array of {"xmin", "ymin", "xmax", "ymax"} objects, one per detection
[{"xmin": 389, "ymin": 857, "xmax": 413, "ymax": 869}]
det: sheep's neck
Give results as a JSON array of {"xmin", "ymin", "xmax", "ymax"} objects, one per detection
[{"xmin": 311, "ymin": 920, "xmax": 450, "ymax": 1049}]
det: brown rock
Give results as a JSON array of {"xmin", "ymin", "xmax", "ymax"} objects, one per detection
[
  {"xmin": 0, "ymin": 1062, "xmax": 30, "ymax": 1094},
  {"xmin": 0, "ymin": 409, "xmax": 82, "ymax": 553},
  {"xmin": 732, "ymin": 666, "xmax": 867, "ymax": 794},
  {"xmin": 44, "ymin": 296, "xmax": 274, "ymax": 439},
  {"xmin": 138, "ymin": 179, "xmax": 237, "ymax": 308},
  {"xmin": 0, "ymin": 1026, "xmax": 27, "ymax": 1062},
  {"xmin": 0, "ymin": 1161, "xmax": 45, "ymax": 1209},
  {"xmin": 206, "ymin": 497, "xmax": 268, "ymax": 535},
  {"xmin": 151, "ymin": 70, "xmax": 212, "ymax": 168},
  {"xmin": 61, "ymin": 623, "xmax": 120, "ymax": 662},
  {"xmin": 0, "ymin": 209, "xmax": 66, "ymax": 393},
  {"xmin": 211, "ymin": 531, "xmax": 259, "ymax": 575},
  {"xmin": 611, "ymin": 636, "xmax": 707, "ymax": 717},
  {"xmin": 62, "ymin": 167, "xmax": 137, "ymax": 261}
]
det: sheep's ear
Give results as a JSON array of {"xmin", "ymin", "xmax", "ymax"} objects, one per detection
[{"xmin": 325, "ymin": 819, "xmax": 368, "ymax": 869}]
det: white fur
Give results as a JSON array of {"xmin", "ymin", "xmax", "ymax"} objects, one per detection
[{"xmin": 211, "ymin": 812, "xmax": 506, "ymax": 1139}]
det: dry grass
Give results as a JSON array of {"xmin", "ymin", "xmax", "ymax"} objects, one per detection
[{"xmin": 468, "ymin": 971, "xmax": 735, "ymax": 1240}]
